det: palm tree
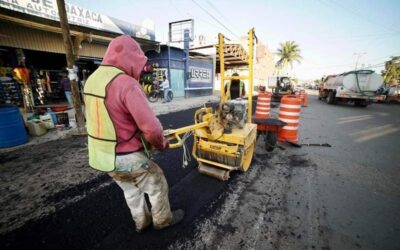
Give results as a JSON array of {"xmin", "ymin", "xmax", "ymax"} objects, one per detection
[{"xmin": 276, "ymin": 41, "xmax": 302, "ymax": 75}]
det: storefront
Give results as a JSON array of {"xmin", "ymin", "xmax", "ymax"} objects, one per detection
[
  {"xmin": 187, "ymin": 55, "xmax": 214, "ymax": 97},
  {"xmin": 0, "ymin": 0, "xmax": 159, "ymax": 112},
  {"xmin": 146, "ymin": 45, "xmax": 214, "ymax": 98}
]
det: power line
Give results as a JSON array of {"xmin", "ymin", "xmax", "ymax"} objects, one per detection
[
  {"xmin": 191, "ymin": 0, "xmax": 240, "ymax": 40},
  {"xmin": 205, "ymin": 0, "xmax": 237, "ymax": 31},
  {"xmin": 301, "ymin": 32, "xmax": 400, "ymax": 42},
  {"xmin": 299, "ymin": 54, "xmax": 398, "ymax": 70},
  {"xmin": 363, "ymin": 62, "xmax": 385, "ymax": 69},
  {"xmin": 323, "ymin": 0, "xmax": 400, "ymax": 34}
]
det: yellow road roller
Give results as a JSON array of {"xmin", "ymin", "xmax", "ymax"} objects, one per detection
[{"xmin": 163, "ymin": 28, "xmax": 257, "ymax": 180}]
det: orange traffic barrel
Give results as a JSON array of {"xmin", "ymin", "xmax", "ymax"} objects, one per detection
[
  {"xmin": 278, "ymin": 95, "xmax": 301, "ymax": 143},
  {"xmin": 255, "ymin": 91, "xmax": 271, "ymax": 131},
  {"xmin": 299, "ymin": 89, "xmax": 308, "ymax": 107}
]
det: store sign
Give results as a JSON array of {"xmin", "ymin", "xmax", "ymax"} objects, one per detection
[
  {"xmin": 0, "ymin": 0, "xmax": 155, "ymax": 40},
  {"xmin": 189, "ymin": 67, "xmax": 211, "ymax": 83},
  {"xmin": 187, "ymin": 66, "xmax": 213, "ymax": 89}
]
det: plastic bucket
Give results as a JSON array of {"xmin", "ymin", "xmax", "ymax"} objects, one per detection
[{"xmin": 0, "ymin": 105, "xmax": 28, "ymax": 148}]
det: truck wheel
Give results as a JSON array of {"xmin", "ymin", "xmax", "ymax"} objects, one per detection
[
  {"xmin": 327, "ymin": 91, "xmax": 335, "ymax": 104},
  {"xmin": 354, "ymin": 100, "xmax": 368, "ymax": 107}
]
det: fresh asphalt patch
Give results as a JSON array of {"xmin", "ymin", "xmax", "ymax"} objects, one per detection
[
  {"xmin": 0, "ymin": 105, "xmax": 316, "ymax": 249},
  {"xmin": 0, "ymin": 108, "xmax": 234, "ymax": 249}
]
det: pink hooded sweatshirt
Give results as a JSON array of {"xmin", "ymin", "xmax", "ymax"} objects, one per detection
[{"xmin": 102, "ymin": 35, "xmax": 166, "ymax": 153}]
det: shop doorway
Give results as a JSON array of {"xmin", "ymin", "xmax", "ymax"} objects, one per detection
[{"xmin": 170, "ymin": 69, "xmax": 185, "ymax": 98}]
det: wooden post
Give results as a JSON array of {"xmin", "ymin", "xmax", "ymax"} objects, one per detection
[{"xmin": 56, "ymin": 0, "xmax": 85, "ymax": 131}]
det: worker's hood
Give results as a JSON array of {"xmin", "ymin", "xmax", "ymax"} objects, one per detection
[{"xmin": 102, "ymin": 35, "xmax": 147, "ymax": 80}]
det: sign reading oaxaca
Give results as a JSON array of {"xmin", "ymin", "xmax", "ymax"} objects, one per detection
[
  {"xmin": 188, "ymin": 66, "xmax": 213, "ymax": 89},
  {"xmin": 0, "ymin": 0, "xmax": 155, "ymax": 40}
]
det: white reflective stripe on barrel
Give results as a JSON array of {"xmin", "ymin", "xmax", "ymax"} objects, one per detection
[
  {"xmin": 258, "ymin": 97, "xmax": 271, "ymax": 101},
  {"xmin": 282, "ymin": 126, "xmax": 298, "ymax": 130},
  {"xmin": 280, "ymin": 104, "xmax": 301, "ymax": 109},
  {"xmin": 257, "ymin": 106, "xmax": 270, "ymax": 111},
  {"xmin": 279, "ymin": 118, "xmax": 299, "ymax": 123},
  {"xmin": 279, "ymin": 111, "xmax": 300, "ymax": 116},
  {"xmin": 256, "ymin": 111, "xmax": 270, "ymax": 115}
]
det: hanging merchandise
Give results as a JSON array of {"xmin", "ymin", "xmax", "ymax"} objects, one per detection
[
  {"xmin": 0, "ymin": 76, "xmax": 23, "ymax": 106},
  {"xmin": 13, "ymin": 67, "xmax": 30, "ymax": 85},
  {"xmin": 44, "ymin": 70, "xmax": 67, "ymax": 104},
  {"xmin": 0, "ymin": 67, "xmax": 8, "ymax": 77},
  {"xmin": 30, "ymin": 70, "xmax": 46, "ymax": 105},
  {"xmin": 22, "ymin": 86, "xmax": 34, "ymax": 112},
  {"xmin": 44, "ymin": 71, "xmax": 52, "ymax": 93},
  {"xmin": 140, "ymin": 63, "xmax": 158, "ymax": 94},
  {"xmin": 13, "ymin": 66, "xmax": 34, "ymax": 112}
]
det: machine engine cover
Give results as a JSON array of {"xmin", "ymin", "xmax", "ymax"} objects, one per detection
[{"xmin": 221, "ymin": 99, "xmax": 248, "ymax": 129}]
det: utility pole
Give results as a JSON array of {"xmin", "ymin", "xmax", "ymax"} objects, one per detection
[
  {"xmin": 56, "ymin": 0, "xmax": 85, "ymax": 131},
  {"xmin": 354, "ymin": 52, "xmax": 367, "ymax": 70}
]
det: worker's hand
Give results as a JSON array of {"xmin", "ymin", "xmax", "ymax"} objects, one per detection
[{"xmin": 162, "ymin": 140, "xmax": 170, "ymax": 150}]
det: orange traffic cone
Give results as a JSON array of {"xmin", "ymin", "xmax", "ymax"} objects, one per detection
[
  {"xmin": 299, "ymin": 89, "xmax": 308, "ymax": 107},
  {"xmin": 255, "ymin": 91, "xmax": 271, "ymax": 131},
  {"xmin": 303, "ymin": 93, "xmax": 308, "ymax": 107},
  {"xmin": 278, "ymin": 95, "xmax": 301, "ymax": 143}
]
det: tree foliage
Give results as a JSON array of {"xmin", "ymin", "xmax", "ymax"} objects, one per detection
[
  {"xmin": 381, "ymin": 56, "xmax": 400, "ymax": 85},
  {"xmin": 276, "ymin": 41, "xmax": 302, "ymax": 74}
]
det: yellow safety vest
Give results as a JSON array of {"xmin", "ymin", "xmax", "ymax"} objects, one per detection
[
  {"xmin": 226, "ymin": 81, "xmax": 245, "ymax": 100},
  {"xmin": 83, "ymin": 65, "xmax": 124, "ymax": 172}
]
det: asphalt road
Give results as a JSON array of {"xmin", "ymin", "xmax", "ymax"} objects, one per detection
[
  {"xmin": 291, "ymin": 93, "xmax": 400, "ymax": 250},
  {"xmin": 0, "ymin": 94, "xmax": 399, "ymax": 249},
  {"xmin": 171, "ymin": 93, "xmax": 400, "ymax": 249}
]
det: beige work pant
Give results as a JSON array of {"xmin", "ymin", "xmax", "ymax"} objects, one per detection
[{"xmin": 109, "ymin": 161, "xmax": 173, "ymax": 230}]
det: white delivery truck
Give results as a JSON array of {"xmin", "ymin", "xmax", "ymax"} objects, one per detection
[{"xmin": 319, "ymin": 70, "xmax": 383, "ymax": 107}]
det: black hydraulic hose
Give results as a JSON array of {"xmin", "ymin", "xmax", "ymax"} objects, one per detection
[
  {"xmin": 355, "ymin": 71, "xmax": 375, "ymax": 97},
  {"xmin": 355, "ymin": 72, "xmax": 366, "ymax": 96}
]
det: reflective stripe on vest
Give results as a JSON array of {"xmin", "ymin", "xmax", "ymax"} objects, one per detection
[{"xmin": 83, "ymin": 65, "xmax": 124, "ymax": 172}]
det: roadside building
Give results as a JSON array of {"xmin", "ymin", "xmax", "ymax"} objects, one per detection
[
  {"xmin": 146, "ymin": 45, "xmax": 214, "ymax": 98},
  {"xmin": 0, "ymin": 0, "xmax": 159, "ymax": 110}
]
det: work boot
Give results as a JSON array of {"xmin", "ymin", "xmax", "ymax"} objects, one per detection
[
  {"xmin": 154, "ymin": 209, "xmax": 184, "ymax": 230},
  {"xmin": 135, "ymin": 216, "xmax": 152, "ymax": 233}
]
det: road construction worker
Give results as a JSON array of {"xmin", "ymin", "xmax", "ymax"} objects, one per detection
[
  {"xmin": 83, "ymin": 35, "xmax": 184, "ymax": 232},
  {"xmin": 225, "ymin": 72, "xmax": 245, "ymax": 99}
]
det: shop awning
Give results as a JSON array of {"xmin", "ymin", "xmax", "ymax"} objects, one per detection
[{"xmin": 0, "ymin": 7, "xmax": 160, "ymax": 59}]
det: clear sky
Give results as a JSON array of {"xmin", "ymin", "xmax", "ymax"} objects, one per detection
[{"xmin": 69, "ymin": 0, "xmax": 400, "ymax": 81}]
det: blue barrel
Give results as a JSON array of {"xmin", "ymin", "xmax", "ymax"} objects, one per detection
[{"xmin": 0, "ymin": 105, "xmax": 28, "ymax": 148}]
